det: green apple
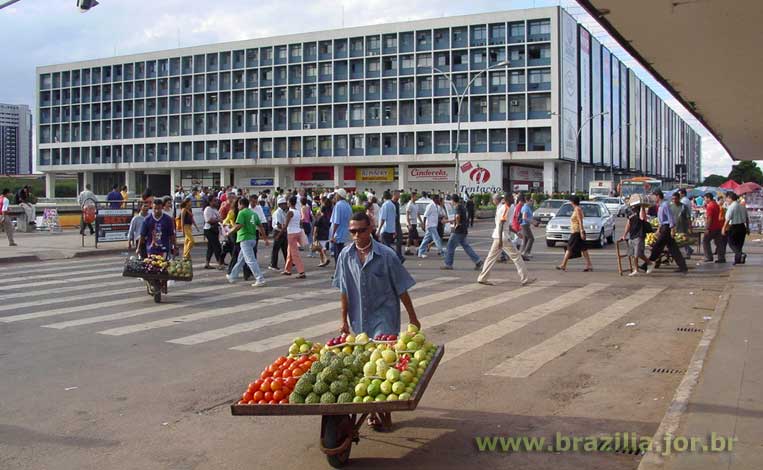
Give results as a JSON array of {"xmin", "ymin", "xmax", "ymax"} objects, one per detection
[
  {"xmin": 345, "ymin": 334, "xmax": 356, "ymax": 344},
  {"xmin": 412, "ymin": 377, "xmax": 419, "ymax": 384},
  {"xmin": 363, "ymin": 362, "xmax": 377, "ymax": 377},
  {"xmin": 376, "ymin": 361, "xmax": 389, "ymax": 378},
  {"xmin": 413, "ymin": 350, "xmax": 426, "ymax": 361},
  {"xmin": 412, "ymin": 333, "xmax": 426, "ymax": 345},
  {"xmin": 375, "ymin": 394, "xmax": 387, "ymax": 402},
  {"xmin": 353, "ymin": 396, "xmax": 363, "ymax": 403},
  {"xmin": 394, "ymin": 340, "xmax": 407, "ymax": 351},
  {"xmin": 405, "ymin": 386, "xmax": 414, "ymax": 394},
  {"xmin": 391, "ymin": 381, "xmax": 406, "ymax": 395},
  {"xmin": 363, "ymin": 396, "xmax": 374, "ymax": 403},
  {"xmin": 293, "ymin": 337, "xmax": 305, "ymax": 346},
  {"xmin": 299, "ymin": 343, "xmax": 310, "ymax": 353},
  {"xmin": 398, "ymin": 392, "xmax": 412, "ymax": 401},
  {"xmin": 407, "ymin": 323, "xmax": 419, "ymax": 334},
  {"xmin": 382, "ymin": 349, "xmax": 397, "ymax": 364},
  {"xmin": 288, "ymin": 344, "xmax": 300, "ymax": 355},
  {"xmin": 400, "ymin": 332, "xmax": 412, "ymax": 343},
  {"xmin": 385, "ymin": 368, "xmax": 400, "ymax": 382},
  {"xmin": 387, "ymin": 393, "xmax": 399, "ymax": 401},
  {"xmin": 370, "ymin": 350, "xmax": 382, "ymax": 363},
  {"xmin": 406, "ymin": 341, "xmax": 419, "ymax": 351},
  {"xmin": 360, "ymin": 377, "xmax": 371, "ymax": 386},
  {"xmin": 380, "ymin": 380, "xmax": 392, "ymax": 395},
  {"xmin": 371, "ymin": 379, "xmax": 382, "ymax": 387},
  {"xmin": 419, "ymin": 360, "xmax": 429, "ymax": 369},
  {"xmin": 355, "ymin": 382, "xmax": 368, "ymax": 397},
  {"xmin": 356, "ymin": 333, "xmax": 369, "ymax": 345},
  {"xmin": 400, "ymin": 370, "xmax": 414, "ymax": 384}
]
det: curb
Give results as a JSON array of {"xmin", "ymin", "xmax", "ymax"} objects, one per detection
[
  {"xmin": 0, "ymin": 254, "xmax": 41, "ymax": 265},
  {"xmin": 637, "ymin": 284, "xmax": 732, "ymax": 469}
]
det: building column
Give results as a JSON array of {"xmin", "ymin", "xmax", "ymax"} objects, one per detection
[
  {"xmin": 219, "ymin": 167, "xmax": 230, "ymax": 188},
  {"xmin": 125, "ymin": 170, "xmax": 136, "ymax": 197},
  {"xmin": 543, "ymin": 160, "xmax": 556, "ymax": 195},
  {"xmin": 83, "ymin": 171, "xmax": 94, "ymax": 191},
  {"xmin": 333, "ymin": 164, "xmax": 344, "ymax": 189},
  {"xmin": 557, "ymin": 162, "xmax": 571, "ymax": 193},
  {"xmin": 45, "ymin": 172, "xmax": 56, "ymax": 199},
  {"xmin": 397, "ymin": 163, "xmax": 408, "ymax": 192},
  {"xmin": 169, "ymin": 168, "xmax": 180, "ymax": 193}
]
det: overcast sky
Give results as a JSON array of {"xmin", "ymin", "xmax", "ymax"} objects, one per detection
[{"xmin": 0, "ymin": 0, "xmax": 736, "ymax": 177}]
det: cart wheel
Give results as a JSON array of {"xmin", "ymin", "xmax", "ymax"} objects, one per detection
[{"xmin": 321, "ymin": 415, "xmax": 352, "ymax": 468}]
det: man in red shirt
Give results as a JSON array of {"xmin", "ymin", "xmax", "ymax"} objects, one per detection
[{"xmin": 702, "ymin": 192, "xmax": 726, "ymax": 263}]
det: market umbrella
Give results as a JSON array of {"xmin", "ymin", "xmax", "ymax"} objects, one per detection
[
  {"xmin": 734, "ymin": 182, "xmax": 763, "ymax": 195},
  {"xmin": 720, "ymin": 180, "xmax": 740, "ymax": 190}
]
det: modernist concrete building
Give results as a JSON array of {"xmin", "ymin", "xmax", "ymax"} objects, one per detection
[
  {"xmin": 36, "ymin": 6, "xmax": 700, "ymax": 197},
  {"xmin": 1, "ymin": 103, "xmax": 33, "ymax": 175}
]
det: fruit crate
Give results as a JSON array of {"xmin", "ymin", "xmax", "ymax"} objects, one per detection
[
  {"xmin": 231, "ymin": 345, "xmax": 444, "ymax": 468},
  {"xmin": 122, "ymin": 260, "xmax": 194, "ymax": 282}
]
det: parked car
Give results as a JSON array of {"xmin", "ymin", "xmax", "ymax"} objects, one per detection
[
  {"xmin": 399, "ymin": 198, "xmax": 455, "ymax": 239},
  {"xmin": 593, "ymin": 196, "xmax": 627, "ymax": 217},
  {"xmin": 533, "ymin": 199, "xmax": 567, "ymax": 225},
  {"xmin": 545, "ymin": 201, "xmax": 616, "ymax": 248}
]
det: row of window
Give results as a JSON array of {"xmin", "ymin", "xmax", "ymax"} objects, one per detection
[
  {"xmin": 39, "ymin": 127, "xmax": 551, "ymax": 165},
  {"xmin": 39, "ymin": 46, "xmax": 550, "ymax": 104},
  {"xmin": 39, "ymin": 20, "xmax": 552, "ymax": 89},
  {"xmin": 38, "ymin": 94, "xmax": 552, "ymax": 143},
  {"xmin": 39, "ymin": 69, "xmax": 553, "ymax": 113}
]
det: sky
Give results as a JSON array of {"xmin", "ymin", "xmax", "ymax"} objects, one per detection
[{"xmin": 0, "ymin": 0, "xmax": 739, "ymax": 177}]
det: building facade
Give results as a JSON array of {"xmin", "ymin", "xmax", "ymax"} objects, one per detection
[
  {"xmin": 1, "ymin": 103, "xmax": 33, "ymax": 175},
  {"xmin": 36, "ymin": 7, "xmax": 700, "ymax": 197}
]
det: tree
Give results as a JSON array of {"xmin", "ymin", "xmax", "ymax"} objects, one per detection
[
  {"xmin": 702, "ymin": 174, "xmax": 727, "ymax": 187},
  {"xmin": 728, "ymin": 161, "xmax": 763, "ymax": 185}
]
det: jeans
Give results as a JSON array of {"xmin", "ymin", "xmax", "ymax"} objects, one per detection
[
  {"xmin": 444, "ymin": 232, "xmax": 481, "ymax": 267},
  {"xmin": 302, "ymin": 221, "xmax": 313, "ymax": 244},
  {"xmin": 229, "ymin": 239, "xmax": 264, "ymax": 282},
  {"xmin": 382, "ymin": 231, "xmax": 405, "ymax": 263},
  {"xmin": 520, "ymin": 224, "xmax": 534, "ymax": 256},
  {"xmin": 418, "ymin": 227, "xmax": 444, "ymax": 256}
]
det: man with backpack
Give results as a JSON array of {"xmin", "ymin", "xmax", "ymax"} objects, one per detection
[{"xmin": 77, "ymin": 184, "xmax": 97, "ymax": 236}]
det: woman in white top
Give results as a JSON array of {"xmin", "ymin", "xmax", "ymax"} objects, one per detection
[
  {"xmin": 203, "ymin": 196, "xmax": 225, "ymax": 269},
  {"xmin": 282, "ymin": 195, "xmax": 306, "ymax": 278}
]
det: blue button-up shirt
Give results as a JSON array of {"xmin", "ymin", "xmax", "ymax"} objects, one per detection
[
  {"xmin": 332, "ymin": 241, "xmax": 416, "ymax": 336},
  {"xmin": 330, "ymin": 199, "xmax": 352, "ymax": 243},
  {"xmin": 378, "ymin": 199, "xmax": 397, "ymax": 234},
  {"xmin": 657, "ymin": 200, "xmax": 675, "ymax": 228}
]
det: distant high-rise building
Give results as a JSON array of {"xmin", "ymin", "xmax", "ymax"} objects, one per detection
[{"xmin": 0, "ymin": 103, "xmax": 33, "ymax": 175}]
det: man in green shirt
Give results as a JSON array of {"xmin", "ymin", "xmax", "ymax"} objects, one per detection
[{"xmin": 226, "ymin": 198, "xmax": 269, "ymax": 286}]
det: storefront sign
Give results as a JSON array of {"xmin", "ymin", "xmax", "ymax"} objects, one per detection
[
  {"xmin": 509, "ymin": 166, "xmax": 544, "ymax": 182},
  {"xmin": 356, "ymin": 167, "xmax": 394, "ymax": 182},
  {"xmin": 459, "ymin": 160, "xmax": 503, "ymax": 194},
  {"xmin": 408, "ymin": 166, "xmax": 455, "ymax": 182},
  {"xmin": 96, "ymin": 208, "xmax": 134, "ymax": 242},
  {"xmin": 249, "ymin": 178, "xmax": 274, "ymax": 187}
]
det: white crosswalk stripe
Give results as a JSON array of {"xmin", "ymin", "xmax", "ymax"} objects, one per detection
[
  {"xmin": 486, "ymin": 286, "xmax": 664, "ymax": 378},
  {"xmin": 42, "ymin": 277, "xmax": 333, "ymax": 329},
  {"xmin": 0, "ymin": 257, "xmax": 123, "ymax": 276},
  {"xmin": 99, "ymin": 280, "xmax": 450, "ymax": 336},
  {"xmin": 2, "ymin": 266, "xmax": 124, "ymax": 284},
  {"xmin": 440, "ymin": 283, "xmax": 610, "ymax": 364},
  {"xmin": 166, "ymin": 277, "xmax": 458, "ymax": 345},
  {"xmin": 228, "ymin": 278, "xmax": 488, "ymax": 353},
  {"xmin": 0, "ymin": 279, "xmax": 128, "ymax": 301}
]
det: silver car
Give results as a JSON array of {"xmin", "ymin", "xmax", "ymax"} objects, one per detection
[
  {"xmin": 545, "ymin": 201, "xmax": 616, "ymax": 248},
  {"xmin": 533, "ymin": 199, "xmax": 567, "ymax": 225},
  {"xmin": 594, "ymin": 196, "xmax": 627, "ymax": 217}
]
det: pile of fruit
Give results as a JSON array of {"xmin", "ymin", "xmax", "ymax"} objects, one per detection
[
  {"xmin": 373, "ymin": 333, "xmax": 398, "ymax": 343},
  {"xmin": 124, "ymin": 255, "xmax": 193, "ymax": 279},
  {"xmin": 646, "ymin": 232, "xmax": 691, "ymax": 247},
  {"xmin": 237, "ymin": 324, "xmax": 437, "ymax": 406},
  {"xmin": 236, "ymin": 354, "xmax": 317, "ymax": 405}
]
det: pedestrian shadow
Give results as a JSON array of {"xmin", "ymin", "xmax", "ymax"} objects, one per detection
[{"xmin": 0, "ymin": 423, "xmax": 119, "ymax": 448}]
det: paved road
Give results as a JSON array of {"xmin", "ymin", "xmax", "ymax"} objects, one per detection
[{"xmin": 0, "ymin": 221, "xmax": 730, "ymax": 470}]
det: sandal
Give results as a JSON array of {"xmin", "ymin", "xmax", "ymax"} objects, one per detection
[
  {"xmin": 555, "ymin": 265, "xmax": 567, "ymax": 271},
  {"xmin": 583, "ymin": 267, "xmax": 594, "ymax": 272},
  {"xmin": 203, "ymin": 265, "xmax": 214, "ymax": 270},
  {"xmin": 296, "ymin": 273, "xmax": 306, "ymax": 279},
  {"xmin": 281, "ymin": 271, "xmax": 291, "ymax": 276}
]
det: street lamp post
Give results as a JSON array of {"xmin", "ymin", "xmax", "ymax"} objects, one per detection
[
  {"xmin": 572, "ymin": 111, "xmax": 608, "ymax": 194},
  {"xmin": 433, "ymin": 61, "xmax": 510, "ymax": 195}
]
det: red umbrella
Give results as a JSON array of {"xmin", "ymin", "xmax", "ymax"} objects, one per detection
[
  {"xmin": 720, "ymin": 180, "xmax": 740, "ymax": 190},
  {"xmin": 734, "ymin": 182, "xmax": 763, "ymax": 195}
]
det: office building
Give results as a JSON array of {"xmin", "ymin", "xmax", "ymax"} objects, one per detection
[
  {"xmin": 36, "ymin": 7, "xmax": 700, "ymax": 197},
  {"xmin": 1, "ymin": 103, "xmax": 33, "ymax": 175}
]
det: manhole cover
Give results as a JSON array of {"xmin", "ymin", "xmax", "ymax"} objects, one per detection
[
  {"xmin": 676, "ymin": 327, "xmax": 704, "ymax": 333},
  {"xmin": 651, "ymin": 367, "xmax": 686, "ymax": 374}
]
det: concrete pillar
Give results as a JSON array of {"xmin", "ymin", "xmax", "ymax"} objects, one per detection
[
  {"xmin": 333, "ymin": 164, "xmax": 344, "ymax": 189},
  {"xmin": 83, "ymin": 171, "xmax": 94, "ymax": 191},
  {"xmin": 45, "ymin": 172, "xmax": 56, "ymax": 199},
  {"xmin": 169, "ymin": 168, "xmax": 180, "ymax": 194},
  {"xmin": 273, "ymin": 166, "xmax": 283, "ymax": 190},
  {"xmin": 125, "ymin": 170, "xmax": 137, "ymax": 198},
  {"xmin": 219, "ymin": 167, "xmax": 230, "ymax": 188},
  {"xmin": 557, "ymin": 162, "xmax": 571, "ymax": 193},
  {"xmin": 397, "ymin": 163, "xmax": 408, "ymax": 192},
  {"xmin": 543, "ymin": 160, "xmax": 556, "ymax": 195}
]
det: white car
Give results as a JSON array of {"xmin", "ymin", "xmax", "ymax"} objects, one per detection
[
  {"xmin": 593, "ymin": 196, "xmax": 627, "ymax": 217},
  {"xmin": 399, "ymin": 198, "xmax": 454, "ymax": 239},
  {"xmin": 533, "ymin": 199, "xmax": 567, "ymax": 225},
  {"xmin": 545, "ymin": 201, "xmax": 616, "ymax": 248}
]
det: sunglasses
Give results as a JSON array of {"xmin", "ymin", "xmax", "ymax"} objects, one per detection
[{"xmin": 349, "ymin": 227, "xmax": 369, "ymax": 234}]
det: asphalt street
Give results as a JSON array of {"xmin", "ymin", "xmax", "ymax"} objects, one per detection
[{"xmin": 0, "ymin": 221, "xmax": 730, "ymax": 470}]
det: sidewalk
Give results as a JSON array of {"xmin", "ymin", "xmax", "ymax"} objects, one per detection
[
  {"xmin": 0, "ymin": 229, "xmax": 136, "ymax": 263},
  {"xmin": 641, "ymin": 235, "xmax": 763, "ymax": 469}
]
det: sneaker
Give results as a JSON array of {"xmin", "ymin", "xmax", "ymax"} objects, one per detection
[
  {"xmin": 474, "ymin": 260, "xmax": 484, "ymax": 271},
  {"xmin": 267, "ymin": 266, "xmax": 279, "ymax": 271},
  {"xmin": 646, "ymin": 263, "xmax": 655, "ymax": 274},
  {"xmin": 628, "ymin": 270, "xmax": 639, "ymax": 277},
  {"xmin": 741, "ymin": 253, "xmax": 747, "ymax": 264},
  {"xmin": 521, "ymin": 277, "xmax": 536, "ymax": 286},
  {"xmin": 252, "ymin": 280, "xmax": 266, "ymax": 287},
  {"xmin": 478, "ymin": 280, "xmax": 495, "ymax": 286},
  {"xmin": 440, "ymin": 265, "xmax": 453, "ymax": 270},
  {"xmin": 418, "ymin": 254, "xmax": 428, "ymax": 259},
  {"xmin": 9, "ymin": 242, "xmax": 18, "ymax": 247},
  {"xmin": 225, "ymin": 274, "xmax": 235, "ymax": 284}
]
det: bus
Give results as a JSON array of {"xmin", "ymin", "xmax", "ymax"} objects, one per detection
[{"xmin": 618, "ymin": 177, "xmax": 662, "ymax": 198}]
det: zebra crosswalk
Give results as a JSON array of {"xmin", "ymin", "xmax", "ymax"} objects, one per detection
[{"xmin": 1, "ymin": 256, "xmax": 665, "ymax": 379}]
